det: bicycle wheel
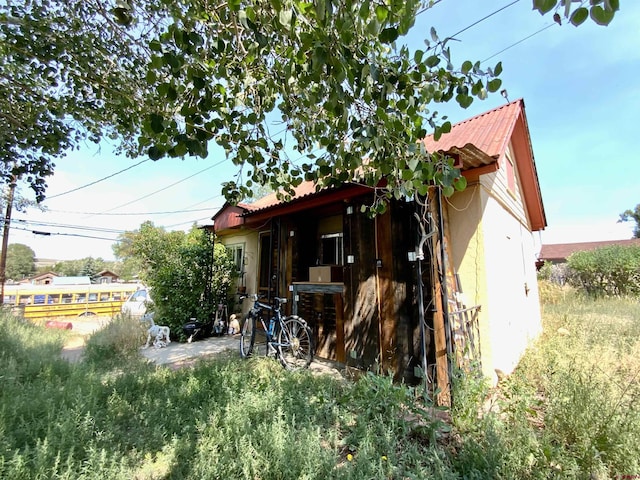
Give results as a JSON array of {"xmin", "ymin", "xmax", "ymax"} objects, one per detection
[
  {"xmin": 239, "ymin": 313, "xmax": 256, "ymax": 358},
  {"xmin": 277, "ymin": 316, "xmax": 313, "ymax": 370}
]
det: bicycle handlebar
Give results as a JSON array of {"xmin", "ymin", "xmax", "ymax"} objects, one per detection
[{"xmin": 238, "ymin": 293, "xmax": 287, "ymax": 308}]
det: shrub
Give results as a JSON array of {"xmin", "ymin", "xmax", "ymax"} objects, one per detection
[
  {"xmin": 567, "ymin": 244, "xmax": 640, "ymax": 297},
  {"xmin": 83, "ymin": 313, "xmax": 146, "ymax": 364}
]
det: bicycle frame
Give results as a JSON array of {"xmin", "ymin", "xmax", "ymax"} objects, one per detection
[
  {"xmin": 239, "ymin": 293, "xmax": 313, "ymax": 370},
  {"xmin": 242, "ymin": 294, "xmax": 292, "ymax": 350}
]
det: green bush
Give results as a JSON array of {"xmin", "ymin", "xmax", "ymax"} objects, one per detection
[
  {"xmin": 118, "ymin": 222, "xmax": 238, "ymax": 340},
  {"xmin": 567, "ymin": 245, "xmax": 640, "ymax": 297},
  {"xmin": 83, "ymin": 313, "xmax": 146, "ymax": 364}
]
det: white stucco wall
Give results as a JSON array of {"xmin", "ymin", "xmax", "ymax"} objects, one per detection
[
  {"xmin": 480, "ymin": 196, "xmax": 542, "ymax": 379},
  {"xmin": 447, "ymin": 161, "xmax": 543, "ymax": 383}
]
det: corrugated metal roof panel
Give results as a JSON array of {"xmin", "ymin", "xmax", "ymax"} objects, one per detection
[{"xmin": 422, "ymin": 100, "xmax": 523, "ymax": 168}]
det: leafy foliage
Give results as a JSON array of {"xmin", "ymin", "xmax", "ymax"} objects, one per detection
[
  {"xmin": 0, "ymin": 0, "xmax": 621, "ymax": 208},
  {"xmin": 533, "ymin": 0, "xmax": 619, "ymax": 26},
  {"xmin": 4, "ymin": 243, "xmax": 35, "ymax": 280},
  {"xmin": 113, "ymin": 222, "xmax": 237, "ymax": 338},
  {"xmin": 566, "ymin": 244, "xmax": 640, "ymax": 296},
  {"xmin": 138, "ymin": 0, "xmax": 500, "ymax": 211},
  {"xmin": 0, "ymin": 0, "xmax": 165, "ymax": 200},
  {"xmin": 619, "ymin": 203, "xmax": 640, "ymax": 238},
  {"xmin": 52, "ymin": 257, "xmax": 115, "ymax": 277}
]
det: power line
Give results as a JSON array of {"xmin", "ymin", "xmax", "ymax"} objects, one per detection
[
  {"xmin": 10, "ymin": 225, "xmax": 119, "ymax": 242},
  {"xmin": 482, "ymin": 23, "xmax": 556, "ymax": 62},
  {"xmin": 45, "ymin": 206, "xmax": 219, "ymax": 216},
  {"xmin": 13, "ymin": 218, "xmax": 126, "ymax": 234},
  {"xmin": 45, "ymin": 159, "xmax": 150, "ymax": 199},
  {"xmin": 89, "ymin": 159, "xmax": 227, "ymax": 216},
  {"xmin": 447, "ymin": 0, "xmax": 521, "ymax": 41}
]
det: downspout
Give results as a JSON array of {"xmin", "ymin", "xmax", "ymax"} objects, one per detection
[{"xmin": 436, "ymin": 188, "xmax": 455, "ymax": 395}]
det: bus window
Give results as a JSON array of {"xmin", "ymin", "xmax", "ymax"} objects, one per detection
[
  {"xmin": 18, "ymin": 295, "xmax": 32, "ymax": 305},
  {"xmin": 34, "ymin": 294, "xmax": 46, "ymax": 304},
  {"xmin": 99, "ymin": 292, "xmax": 110, "ymax": 302},
  {"xmin": 3, "ymin": 295, "xmax": 16, "ymax": 304},
  {"xmin": 47, "ymin": 294, "xmax": 60, "ymax": 304},
  {"xmin": 113, "ymin": 292, "xmax": 122, "ymax": 301},
  {"xmin": 62, "ymin": 294, "xmax": 73, "ymax": 304},
  {"xmin": 88, "ymin": 293, "xmax": 98, "ymax": 302},
  {"xmin": 76, "ymin": 293, "xmax": 87, "ymax": 303}
]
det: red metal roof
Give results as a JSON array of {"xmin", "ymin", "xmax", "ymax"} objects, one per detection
[
  {"xmin": 238, "ymin": 181, "xmax": 320, "ymax": 212},
  {"xmin": 422, "ymin": 99, "xmax": 523, "ymax": 169}
]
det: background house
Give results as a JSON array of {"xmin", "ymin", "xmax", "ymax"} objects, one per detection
[
  {"xmin": 212, "ymin": 99, "xmax": 546, "ymax": 398},
  {"xmin": 92, "ymin": 270, "xmax": 121, "ymax": 284},
  {"xmin": 538, "ymin": 238, "xmax": 640, "ymax": 266}
]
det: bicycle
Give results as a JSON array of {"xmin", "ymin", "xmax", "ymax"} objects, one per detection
[{"xmin": 238, "ymin": 294, "xmax": 314, "ymax": 370}]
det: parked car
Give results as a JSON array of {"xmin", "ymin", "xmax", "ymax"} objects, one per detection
[{"xmin": 121, "ymin": 287, "xmax": 152, "ymax": 318}]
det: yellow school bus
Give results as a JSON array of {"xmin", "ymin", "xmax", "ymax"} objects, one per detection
[{"xmin": 2, "ymin": 283, "xmax": 142, "ymax": 319}]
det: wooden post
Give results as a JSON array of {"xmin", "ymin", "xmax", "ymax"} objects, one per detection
[{"xmin": 429, "ymin": 190, "xmax": 451, "ymax": 407}]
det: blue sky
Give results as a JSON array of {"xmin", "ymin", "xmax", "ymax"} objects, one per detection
[{"xmin": 11, "ymin": 0, "xmax": 639, "ymax": 261}]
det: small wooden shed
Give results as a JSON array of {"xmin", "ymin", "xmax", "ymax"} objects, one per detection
[{"xmin": 211, "ymin": 99, "xmax": 546, "ymax": 401}]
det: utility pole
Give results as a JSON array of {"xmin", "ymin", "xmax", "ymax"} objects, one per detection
[{"xmin": 0, "ymin": 178, "xmax": 16, "ymax": 305}]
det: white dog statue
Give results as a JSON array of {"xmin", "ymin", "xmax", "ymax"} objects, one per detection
[
  {"xmin": 227, "ymin": 314, "xmax": 240, "ymax": 335},
  {"xmin": 142, "ymin": 312, "xmax": 171, "ymax": 349}
]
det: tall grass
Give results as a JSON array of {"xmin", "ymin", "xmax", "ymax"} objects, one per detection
[{"xmin": 1, "ymin": 288, "xmax": 639, "ymax": 479}]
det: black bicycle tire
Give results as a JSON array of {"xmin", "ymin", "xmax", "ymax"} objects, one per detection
[
  {"xmin": 277, "ymin": 316, "xmax": 314, "ymax": 370},
  {"xmin": 239, "ymin": 313, "xmax": 256, "ymax": 358}
]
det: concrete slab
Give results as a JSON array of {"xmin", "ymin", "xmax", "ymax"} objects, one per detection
[{"xmin": 139, "ymin": 334, "xmax": 239, "ymax": 367}]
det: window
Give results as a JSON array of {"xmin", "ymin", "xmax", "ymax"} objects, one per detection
[
  {"xmin": 320, "ymin": 233, "xmax": 344, "ymax": 265},
  {"xmin": 76, "ymin": 293, "xmax": 87, "ymax": 303},
  {"xmin": 62, "ymin": 294, "xmax": 73, "ymax": 304},
  {"xmin": 18, "ymin": 295, "xmax": 32, "ymax": 305},
  {"xmin": 226, "ymin": 243, "xmax": 245, "ymax": 274},
  {"xmin": 47, "ymin": 294, "xmax": 60, "ymax": 304},
  {"xmin": 100, "ymin": 292, "xmax": 110, "ymax": 302},
  {"xmin": 88, "ymin": 293, "xmax": 98, "ymax": 302},
  {"xmin": 34, "ymin": 294, "xmax": 46, "ymax": 304}
]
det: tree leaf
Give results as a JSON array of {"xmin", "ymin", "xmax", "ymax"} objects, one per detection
[
  {"xmin": 375, "ymin": 5, "xmax": 388, "ymax": 22},
  {"xmin": 487, "ymin": 78, "xmax": 502, "ymax": 93},
  {"xmin": 570, "ymin": 7, "xmax": 589, "ymax": 26},
  {"xmin": 379, "ymin": 27, "xmax": 398, "ymax": 44},
  {"xmin": 590, "ymin": 5, "xmax": 614, "ymax": 25}
]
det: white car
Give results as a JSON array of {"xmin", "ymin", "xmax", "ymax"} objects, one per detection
[{"xmin": 121, "ymin": 288, "xmax": 152, "ymax": 318}]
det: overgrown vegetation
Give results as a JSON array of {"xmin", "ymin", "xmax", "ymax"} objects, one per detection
[
  {"xmin": 1, "ymin": 287, "xmax": 639, "ymax": 479},
  {"xmin": 113, "ymin": 222, "xmax": 237, "ymax": 339},
  {"xmin": 566, "ymin": 244, "xmax": 640, "ymax": 297}
]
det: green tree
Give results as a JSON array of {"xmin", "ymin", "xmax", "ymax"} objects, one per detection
[
  {"xmin": 52, "ymin": 257, "xmax": 110, "ymax": 277},
  {"xmin": 0, "ymin": 0, "xmax": 166, "ymax": 200},
  {"xmin": 5, "ymin": 243, "xmax": 35, "ymax": 280},
  {"xmin": 137, "ymin": 0, "xmax": 620, "ymax": 211},
  {"xmin": 113, "ymin": 222, "xmax": 237, "ymax": 338},
  {"xmin": 0, "ymin": 0, "xmax": 619, "ymax": 206},
  {"xmin": 619, "ymin": 203, "xmax": 640, "ymax": 238}
]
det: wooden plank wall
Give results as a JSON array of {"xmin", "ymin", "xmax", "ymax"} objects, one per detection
[
  {"xmin": 389, "ymin": 201, "xmax": 425, "ymax": 382},
  {"xmin": 343, "ymin": 199, "xmax": 380, "ymax": 370}
]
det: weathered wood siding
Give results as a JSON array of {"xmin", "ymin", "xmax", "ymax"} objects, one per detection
[{"xmin": 343, "ymin": 197, "xmax": 380, "ymax": 370}]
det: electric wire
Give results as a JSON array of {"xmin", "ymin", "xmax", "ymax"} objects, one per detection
[{"xmin": 45, "ymin": 159, "xmax": 150, "ymax": 199}]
